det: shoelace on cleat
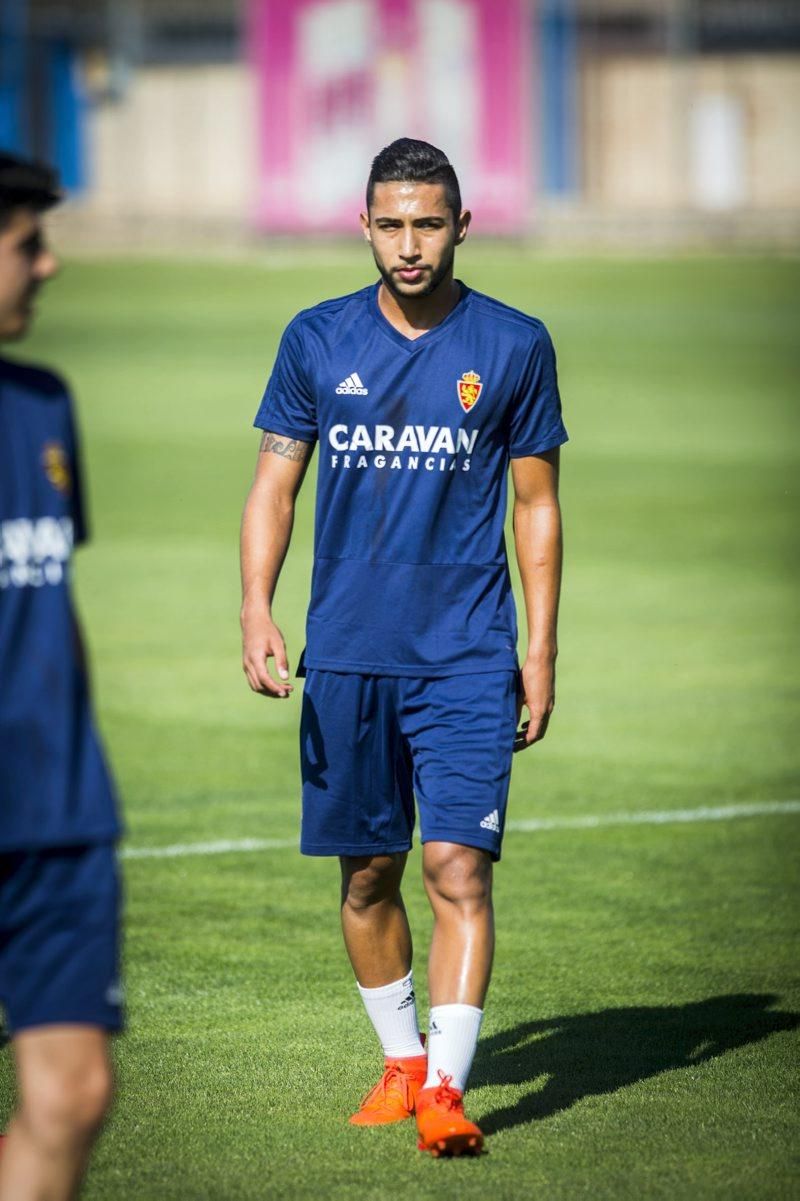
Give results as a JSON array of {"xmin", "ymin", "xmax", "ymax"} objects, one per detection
[
  {"xmin": 430, "ymin": 1072, "xmax": 464, "ymax": 1112},
  {"xmin": 359, "ymin": 1065, "xmax": 413, "ymax": 1111}
]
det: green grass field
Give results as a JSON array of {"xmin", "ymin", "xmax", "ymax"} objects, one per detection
[{"xmin": 2, "ymin": 248, "xmax": 798, "ymax": 1198}]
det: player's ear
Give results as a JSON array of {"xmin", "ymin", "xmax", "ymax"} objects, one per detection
[
  {"xmin": 455, "ymin": 209, "xmax": 471, "ymax": 246},
  {"xmin": 359, "ymin": 210, "xmax": 371, "ymax": 243}
]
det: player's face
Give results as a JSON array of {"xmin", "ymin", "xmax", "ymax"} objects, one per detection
[
  {"xmin": 0, "ymin": 207, "xmax": 58, "ymax": 341},
  {"xmin": 361, "ymin": 182, "xmax": 470, "ymax": 300}
]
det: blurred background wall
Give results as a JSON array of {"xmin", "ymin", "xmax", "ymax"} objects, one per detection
[{"xmin": 1, "ymin": 0, "xmax": 798, "ymax": 246}]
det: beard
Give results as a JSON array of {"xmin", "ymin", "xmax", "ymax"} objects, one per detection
[
  {"xmin": 372, "ymin": 242, "xmax": 456, "ymax": 301},
  {"xmin": 0, "ymin": 303, "xmax": 31, "ymax": 340}
]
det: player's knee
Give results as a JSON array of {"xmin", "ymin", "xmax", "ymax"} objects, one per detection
[
  {"xmin": 423, "ymin": 845, "xmax": 492, "ymax": 909},
  {"xmin": 21, "ymin": 1058, "xmax": 113, "ymax": 1149},
  {"xmin": 342, "ymin": 854, "xmax": 403, "ymax": 910},
  {"xmin": 74, "ymin": 1059, "xmax": 114, "ymax": 1132}
]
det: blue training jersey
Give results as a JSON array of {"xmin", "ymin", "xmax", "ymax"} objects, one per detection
[
  {"xmin": 0, "ymin": 357, "xmax": 119, "ymax": 851},
  {"xmin": 254, "ymin": 282, "xmax": 568, "ymax": 677}
]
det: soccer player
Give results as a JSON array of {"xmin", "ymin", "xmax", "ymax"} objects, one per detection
[
  {"xmin": 240, "ymin": 139, "xmax": 566, "ymax": 1157},
  {"xmin": 0, "ymin": 153, "xmax": 122, "ymax": 1200}
]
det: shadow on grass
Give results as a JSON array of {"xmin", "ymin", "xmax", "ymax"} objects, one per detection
[{"xmin": 471, "ymin": 993, "xmax": 799, "ymax": 1134}]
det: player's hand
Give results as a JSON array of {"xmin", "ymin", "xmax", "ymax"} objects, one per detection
[
  {"xmin": 241, "ymin": 605, "xmax": 293, "ymax": 698},
  {"xmin": 515, "ymin": 654, "xmax": 556, "ymax": 751}
]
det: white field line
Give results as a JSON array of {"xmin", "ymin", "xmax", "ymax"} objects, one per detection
[
  {"xmin": 121, "ymin": 837, "xmax": 295, "ymax": 860},
  {"xmin": 120, "ymin": 800, "xmax": 800, "ymax": 862},
  {"xmin": 506, "ymin": 799, "xmax": 800, "ymax": 832}
]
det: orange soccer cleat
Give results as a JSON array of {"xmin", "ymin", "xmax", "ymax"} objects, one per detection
[
  {"xmin": 349, "ymin": 1046, "xmax": 428, "ymax": 1127},
  {"xmin": 415, "ymin": 1072, "xmax": 484, "ymax": 1157}
]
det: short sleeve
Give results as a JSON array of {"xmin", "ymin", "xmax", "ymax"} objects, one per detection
[
  {"xmin": 253, "ymin": 320, "xmax": 317, "ymax": 443},
  {"xmin": 508, "ymin": 325, "xmax": 568, "ymax": 459}
]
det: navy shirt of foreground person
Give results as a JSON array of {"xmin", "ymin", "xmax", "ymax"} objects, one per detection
[
  {"xmin": 254, "ymin": 281, "xmax": 568, "ymax": 676},
  {"xmin": 0, "ymin": 358, "xmax": 119, "ymax": 850}
]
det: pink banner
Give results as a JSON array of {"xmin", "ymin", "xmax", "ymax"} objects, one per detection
[{"xmin": 248, "ymin": 0, "xmax": 532, "ymax": 233}]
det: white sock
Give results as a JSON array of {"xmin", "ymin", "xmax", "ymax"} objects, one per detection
[
  {"xmin": 356, "ymin": 971, "xmax": 426, "ymax": 1059},
  {"xmin": 425, "ymin": 1003, "xmax": 483, "ymax": 1093}
]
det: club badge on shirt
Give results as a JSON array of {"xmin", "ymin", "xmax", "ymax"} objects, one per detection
[
  {"xmin": 457, "ymin": 370, "xmax": 483, "ymax": 413},
  {"xmin": 41, "ymin": 441, "xmax": 71, "ymax": 495}
]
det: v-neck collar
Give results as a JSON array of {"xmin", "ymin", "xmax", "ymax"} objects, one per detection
[{"xmin": 366, "ymin": 280, "xmax": 472, "ymax": 352}]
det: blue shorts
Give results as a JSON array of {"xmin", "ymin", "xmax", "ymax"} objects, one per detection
[
  {"xmin": 299, "ymin": 670, "xmax": 518, "ymax": 861},
  {"xmin": 0, "ymin": 842, "xmax": 123, "ymax": 1036}
]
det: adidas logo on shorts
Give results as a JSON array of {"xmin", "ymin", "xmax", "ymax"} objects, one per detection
[
  {"xmin": 335, "ymin": 372, "xmax": 368, "ymax": 395},
  {"xmin": 480, "ymin": 809, "xmax": 500, "ymax": 833},
  {"xmin": 105, "ymin": 982, "xmax": 124, "ymax": 1006}
]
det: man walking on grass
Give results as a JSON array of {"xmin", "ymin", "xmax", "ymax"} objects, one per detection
[
  {"xmin": 0, "ymin": 153, "xmax": 122, "ymax": 1200},
  {"xmin": 240, "ymin": 139, "xmax": 566, "ymax": 1157}
]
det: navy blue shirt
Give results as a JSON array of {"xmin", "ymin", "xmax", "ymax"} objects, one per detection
[
  {"xmin": 255, "ymin": 282, "xmax": 567, "ymax": 676},
  {"xmin": 0, "ymin": 357, "xmax": 119, "ymax": 851}
]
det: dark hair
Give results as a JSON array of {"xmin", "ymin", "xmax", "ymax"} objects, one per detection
[
  {"xmin": 366, "ymin": 138, "xmax": 462, "ymax": 217},
  {"xmin": 0, "ymin": 152, "xmax": 61, "ymax": 230}
]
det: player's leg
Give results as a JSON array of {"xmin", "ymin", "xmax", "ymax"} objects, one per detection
[
  {"xmin": 341, "ymin": 852, "xmax": 427, "ymax": 1124},
  {"xmin": 399, "ymin": 670, "xmax": 517, "ymax": 1155},
  {"xmin": 300, "ymin": 672, "xmax": 426, "ymax": 1123},
  {"xmin": 340, "ymin": 851, "xmax": 411, "ymax": 988},
  {"xmin": 424, "ymin": 838, "xmax": 494, "ymax": 1006},
  {"xmin": 0, "ymin": 1025, "xmax": 113, "ymax": 1201},
  {"xmin": 341, "ymin": 851, "xmax": 426, "ymax": 1053},
  {"xmin": 412, "ymin": 842, "xmax": 492, "ymax": 1155},
  {"xmin": 0, "ymin": 843, "xmax": 122, "ymax": 1194},
  {"xmin": 422, "ymin": 839, "xmax": 493, "ymax": 1073}
]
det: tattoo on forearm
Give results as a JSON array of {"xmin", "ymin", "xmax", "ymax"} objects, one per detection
[{"xmin": 260, "ymin": 432, "xmax": 308, "ymax": 461}]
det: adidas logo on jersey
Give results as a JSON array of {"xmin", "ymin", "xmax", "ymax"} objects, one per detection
[
  {"xmin": 480, "ymin": 809, "xmax": 500, "ymax": 832},
  {"xmin": 336, "ymin": 372, "xmax": 368, "ymax": 395}
]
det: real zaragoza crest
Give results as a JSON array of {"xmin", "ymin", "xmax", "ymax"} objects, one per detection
[
  {"xmin": 457, "ymin": 370, "xmax": 482, "ymax": 413},
  {"xmin": 41, "ymin": 441, "xmax": 71, "ymax": 494}
]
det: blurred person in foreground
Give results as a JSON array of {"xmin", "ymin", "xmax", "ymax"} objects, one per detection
[
  {"xmin": 240, "ymin": 139, "xmax": 566, "ymax": 1157},
  {"xmin": 0, "ymin": 153, "xmax": 122, "ymax": 1201}
]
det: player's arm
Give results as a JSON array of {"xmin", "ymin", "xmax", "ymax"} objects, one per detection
[
  {"xmin": 240, "ymin": 431, "xmax": 313, "ymax": 698},
  {"xmin": 511, "ymin": 447, "xmax": 563, "ymax": 749}
]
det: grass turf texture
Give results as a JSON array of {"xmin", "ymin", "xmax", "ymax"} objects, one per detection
[{"xmin": 1, "ymin": 249, "xmax": 798, "ymax": 1198}]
